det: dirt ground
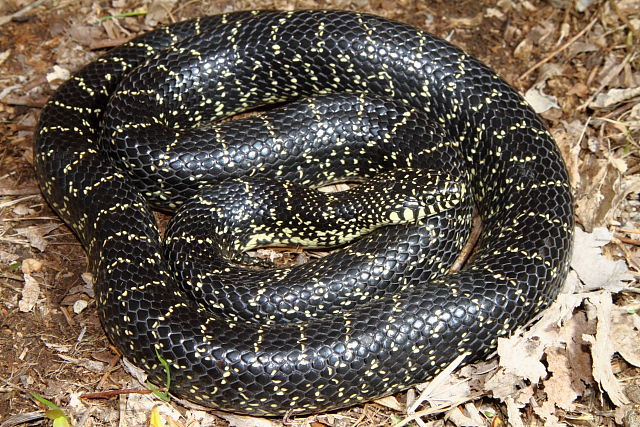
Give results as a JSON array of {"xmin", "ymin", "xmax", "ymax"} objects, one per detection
[{"xmin": 0, "ymin": 0, "xmax": 638, "ymax": 426}]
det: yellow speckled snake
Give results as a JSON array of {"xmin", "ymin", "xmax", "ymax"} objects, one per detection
[{"xmin": 35, "ymin": 10, "xmax": 573, "ymax": 415}]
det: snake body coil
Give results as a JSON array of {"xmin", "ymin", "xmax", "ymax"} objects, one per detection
[{"xmin": 35, "ymin": 10, "xmax": 573, "ymax": 415}]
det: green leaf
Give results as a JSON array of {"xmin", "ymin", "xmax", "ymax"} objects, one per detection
[
  {"xmin": 146, "ymin": 347, "xmax": 172, "ymax": 402},
  {"xmin": 30, "ymin": 393, "xmax": 70, "ymax": 426}
]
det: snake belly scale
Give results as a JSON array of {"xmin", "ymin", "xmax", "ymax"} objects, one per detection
[{"xmin": 35, "ymin": 10, "xmax": 573, "ymax": 415}]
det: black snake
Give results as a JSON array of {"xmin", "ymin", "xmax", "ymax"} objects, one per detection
[{"xmin": 35, "ymin": 10, "xmax": 574, "ymax": 415}]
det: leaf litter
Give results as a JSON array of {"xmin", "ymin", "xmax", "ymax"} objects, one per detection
[{"xmin": 0, "ymin": 0, "xmax": 638, "ymax": 425}]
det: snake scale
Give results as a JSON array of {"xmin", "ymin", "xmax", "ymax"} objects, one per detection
[{"xmin": 35, "ymin": 10, "xmax": 574, "ymax": 415}]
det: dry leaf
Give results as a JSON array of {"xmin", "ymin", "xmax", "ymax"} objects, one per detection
[
  {"xmin": 524, "ymin": 64, "xmax": 563, "ymax": 113},
  {"xmin": 551, "ymin": 120, "xmax": 582, "ymax": 188},
  {"xmin": 374, "ymin": 395, "xmax": 404, "ymax": 411},
  {"xmin": 21, "ymin": 258, "xmax": 42, "ymax": 274},
  {"xmin": 532, "ymin": 402, "xmax": 560, "ymax": 427},
  {"xmin": 504, "ymin": 398, "xmax": 526, "ymax": 427},
  {"xmin": 46, "ymin": 65, "xmax": 70, "ymax": 85},
  {"xmin": 484, "ymin": 369, "xmax": 525, "ymax": 400},
  {"xmin": 214, "ymin": 412, "xmax": 281, "ymax": 427},
  {"xmin": 611, "ymin": 307, "xmax": 640, "ymax": 368},
  {"xmin": 57, "ymin": 354, "xmax": 105, "ymax": 373},
  {"xmin": 0, "ymin": 249, "xmax": 19, "ymax": 264},
  {"xmin": 0, "ymin": 49, "xmax": 10, "ymax": 67},
  {"xmin": 18, "ymin": 273, "xmax": 40, "ymax": 312},
  {"xmin": 445, "ymin": 403, "xmax": 484, "ymax": 427},
  {"xmin": 410, "ymin": 353, "xmax": 469, "ymax": 411},
  {"xmin": 144, "ymin": 0, "xmax": 178, "ymax": 26},
  {"xmin": 571, "ymin": 227, "xmax": 634, "ymax": 292},
  {"xmin": 573, "ymin": 159, "xmax": 640, "ymax": 230},
  {"xmin": 524, "ymin": 83, "xmax": 560, "ymax": 113},
  {"xmin": 15, "ymin": 224, "xmax": 61, "ymax": 252},
  {"xmin": 590, "ymin": 87, "xmax": 640, "ymax": 109},
  {"xmin": 496, "ymin": 335, "xmax": 546, "ymax": 383},
  {"xmin": 73, "ymin": 299, "xmax": 88, "ymax": 314},
  {"xmin": 583, "ymin": 293, "xmax": 630, "ymax": 406},
  {"xmin": 416, "ymin": 373, "xmax": 473, "ymax": 409},
  {"xmin": 559, "ymin": 310, "xmax": 595, "ymax": 394},
  {"xmin": 576, "ymin": 0, "xmax": 598, "ymax": 12},
  {"xmin": 541, "ymin": 347, "xmax": 580, "ymax": 411}
]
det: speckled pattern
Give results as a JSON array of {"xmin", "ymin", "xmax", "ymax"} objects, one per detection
[{"xmin": 35, "ymin": 10, "xmax": 574, "ymax": 415}]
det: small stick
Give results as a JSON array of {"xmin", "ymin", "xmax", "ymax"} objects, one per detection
[
  {"xmin": 0, "ymin": 0, "xmax": 49, "ymax": 26},
  {"xmin": 615, "ymin": 235, "xmax": 640, "ymax": 246},
  {"xmin": 450, "ymin": 216, "xmax": 482, "ymax": 272},
  {"xmin": 0, "ymin": 187, "xmax": 41, "ymax": 196},
  {"xmin": 519, "ymin": 15, "xmax": 598, "ymax": 81},
  {"xmin": 80, "ymin": 388, "xmax": 152, "ymax": 400}
]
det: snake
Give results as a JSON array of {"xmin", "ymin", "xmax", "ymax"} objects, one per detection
[{"xmin": 34, "ymin": 10, "xmax": 574, "ymax": 415}]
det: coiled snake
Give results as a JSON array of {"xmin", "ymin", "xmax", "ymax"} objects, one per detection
[{"xmin": 35, "ymin": 10, "xmax": 573, "ymax": 415}]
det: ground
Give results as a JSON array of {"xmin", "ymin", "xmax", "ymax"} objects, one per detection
[{"xmin": 0, "ymin": 0, "xmax": 638, "ymax": 426}]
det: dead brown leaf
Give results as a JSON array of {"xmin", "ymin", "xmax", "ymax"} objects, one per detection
[
  {"xmin": 611, "ymin": 306, "xmax": 640, "ymax": 368},
  {"xmin": 583, "ymin": 293, "xmax": 630, "ymax": 407},
  {"xmin": 15, "ymin": 223, "xmax": 60, "ymax": 252}
]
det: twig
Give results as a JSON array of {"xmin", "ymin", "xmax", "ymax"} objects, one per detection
[
  {"xmin": 0, "ymin": 0, "xmax": 49, "ymax": 27},
  {"xmin": 578, "ymin": 51, "xmax": 635, "ymax": 111},
  {"xmin": 450, "ymin": 216, "xmax": 482, "ymax": 272},
  {"xmin": 0, "ymin": 187, "xmax": 41, "ymax": 196},
  {"xmin": 0, "ymin": 97, "xmax": 46, "ymax": 108},
  {"xmin": 614, "ymin": 227, "xmax": 640, "ymax": 235},
  {"xmin": 2, "ymin": 216, "xmax": 59, "ymax": 221},
  {"xmin": 80, "ymin": 388, "xmax": 152, "ymax": 400},
  {"xmin": 0, "ymin": 194, "xmax": 39, "ymax": 209},
  {"xmin": 615, "ymin": 234, "xmax": 640, "ymax": 246},
  {"xmin": 406, "ymin": 352, "xmax": 469, "ymax": 414},
  {"xmin": 520, "ymin": 15, "xmax": 598, "ymax": 81},
  {"xmin": 89, "ymin": 37, "xmax": 132, "ymax": 51},
  {"xmin": 396, "ymin": 396, "xmax": 481, "ymax": 427}
]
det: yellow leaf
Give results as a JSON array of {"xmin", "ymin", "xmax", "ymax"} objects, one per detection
[{"xmin": 149, "ymin": 406, "xmax": 165, "ymax": 427}]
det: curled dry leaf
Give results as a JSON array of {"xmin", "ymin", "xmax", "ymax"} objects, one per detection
[
  {"xmin": 21, "ymin": 258, "xmax": 42, "ymax": 274},
  {"xmin": 524, "ymin": 83, "xmax": 560, "ymax": 113},
  {"xmin": 524, "ymin": 64, "xmax": 563, "ymax": 113},
  {"xmin": 45, "ymin": 65, "xmax": 71, "ymax": 86}
]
